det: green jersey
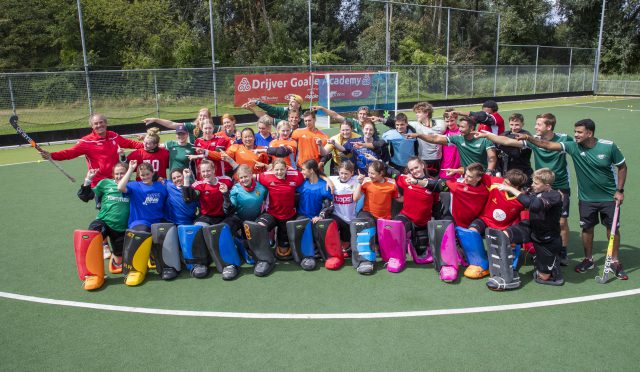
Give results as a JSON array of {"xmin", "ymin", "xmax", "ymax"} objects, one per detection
[
  {"xmin": 182, "ymin": 122, "xmax": 202, "ymax": 144},
  {"xmin": 526, "ymin": 133, "xmax": 573, "ymax": 190},
  {"xmin": 344, "ymin": 117, "xmax": 364, "ymax": 136},
  {"xmin": 256, "ymin": 102, "xmax": 307, "ymax": 128},
  {"xmin": 447, "ymin": 135, "xmax": 495, "ymax": 168},
  {"xmin": 93, "ymin": 179, "xmax": 130, "ymax": 232},
  {"xmin": 561, "ymin": 139, "xmax": 625, "ymax": 202},
  {"xmin": 165, "ymin": 140, "xmax": 195, "ymax": 171}
]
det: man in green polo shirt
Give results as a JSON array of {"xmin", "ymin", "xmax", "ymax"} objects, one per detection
[{"xmin": 520, "ymin": 118, "xmax": 628, "ymax": 280}]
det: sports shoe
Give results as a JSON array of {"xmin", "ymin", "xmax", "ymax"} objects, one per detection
[
  {"xmin": 611, "ymin": 262, "xmax": 629, "ymax": 280},
  {"xmin": 161, "ymin": 267, "xmax": 178, "ymax": 280},
  {"xmin": 222, "ymin": 265, "xmax": 239, "ymax": 280},
  {"xmin": 300, "ymin": 257, "xmax": 316, "ymax": 271},
  {"xmin": 109, "ymin": 256, "xmax": 123, "ymax": 274},
  {"xmin": 356, "ymin": 261, "xmax": 374, "ymax": 275},
  {"xmin": 103, "ymin": 242, "xmax": 111, "ymax": 259},
  {"xmin": 254, "ymin": 261, "xmax": 275, "ymax": 277},
  {"xmin": 575, "ymin": 258, "xmax": 595, "ymax": 273},
  {"xmin": 276, "ymin": 246, "xmax": 293, "ymax": 261},
  {"xmin": 191, "ymin": 264, "xmax": 208, "ymax": 278},
  {"xmin": 533, "ymin": 269, "xmax": 564, "ymax": 286},
  {"xmin": 559, "ymin": 248, "xmax": 569, "ymax": 266},
  {"xmin": 463, "ymin": 265, "xmax": 490, "ymax": 279}
]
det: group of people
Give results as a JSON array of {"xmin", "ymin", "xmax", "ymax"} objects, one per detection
[{"xmin": 39, "ymin": 96, "xmax": 628, "ymax": 291}]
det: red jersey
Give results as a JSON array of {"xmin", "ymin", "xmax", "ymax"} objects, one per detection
[
  {"xmin": 191, "ymin": 177, "xmax": 233, "ymax": 217},
  {"xmin": 257, "ymin": 169, "xmax": 304, "ymax": 220},
  {"xmin": 397, "ymin": 175, "xmax": 437, "ymax": 227},
  {"xmin": 196, "ymin": 136, "xmax": 231, "ymax": 177},
  {"xmin": 50, "ymin": 130, "xmax": 143, "ymax": 187},
  {"xmin": 126, "ymin": 148, "xmax": 170, "ymax": 180},
  {"xmin": 479, "ymin": 177, "xmax": 524, "ymax": 229},
  {"xmin": 492, "ymin": 112, "xmax": 505, "ymax": 135},
  {"xmin": 446, "ymin": 175, "xmax": 490, "ymax": 228}
]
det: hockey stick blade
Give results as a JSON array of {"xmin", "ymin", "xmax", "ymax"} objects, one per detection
[
  {"xmin": 9, "ymin": 115, "xmax": 76, "ymax": 183},
  {"xmin": 595, "ymin": 201, "xmax": 620, "ymax": 284}
]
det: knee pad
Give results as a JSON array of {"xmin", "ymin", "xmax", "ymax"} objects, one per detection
[
  {"xmin": 202, "ymin": 223, "xmax": 242, "ymax": 273},
  {"xmin": 286, "ymin": 218, "xmax": 315, "ymax": 264},
  {"xmin": 73, "ymin": 230, "xmax": 105, "ymax": 291},
  {"xmin": 177, "ymin": 225, "xmax": 209, "ymax": 271},
  {"xmin": 313, "ymin": 219, "xmax": 343, "ymax": 270},
  {"xmin": 243, "ymin": 221, "xmax": 275, "ymax": 264},
  {"xmin": 122, "ymin": 229, "xmax": 153, "ymax": 286},
  {"xmin": 428, "ymin": 220, "xmax": 459, "ymax": 282},
  {"xmin": 376, "ymin": 219, "xmax": 406, "ymax": 273},
  {"xmin": 350, "ymin": 218, "xmax": 376, "ymax": 268},
  {"xmin": 409, "ymin": 227, "xmax": 433, "ymax": 265},
  {"xmin": 151, "ymin": 223, "xmax": 181, "ymax": 274}
]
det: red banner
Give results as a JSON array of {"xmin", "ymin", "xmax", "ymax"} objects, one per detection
[{"xmin": 233, "ymin": 71, "xmax": 373, "ymax": 107}]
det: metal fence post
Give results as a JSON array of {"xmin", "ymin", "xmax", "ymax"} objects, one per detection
[
  {"xmin": 208, "ymin": 0, "xmax": 218, "ymax": 115},
  {"xmin": 582, "ymin": 69, "xmax": 586, "ymax": 91},
  {"xmin": 76, "ymin": 0, "xmax": 93, "ymax": 116},
  {"xmin": 153, "ymin": 71, "xmax": 160, "ymax": 118},
  {"xmin": 8, "ymin": 77, "xmax": 17, "ymax": 116},
  {"xmin": 567, "ymin": 48, "xmax": 573, "ymax": 92},
  {"xmin": 417, "ymin": 65, "xmax": 421, "ymax": 100},
  {"xmin": 493, "ymin": 14, "xmax": 500, "ymax": 97},
  {"xmin": 445, "ymin": 8, "xmax": 450, "ymax": 99},
  {"xmin": 471, "ymin": 67, "xmax": 475, "ymax": 96},
  {"xmin": 385, "ymin": 1, "xmax": 391, "ymax": 72},
  {"xmin": 533, "ymin": 46, "xmax": 539, "ymax": 94},
  {"xmin": 551, "ymin": 67, "xmax": 555, "ymax": 92},
  {"xmin": 624, "ymin": 80, "xmax": 628, "ymax": 95},
  {"xmin": 514, "ymin": 66, "xmax": 518, "ymax": 95}
]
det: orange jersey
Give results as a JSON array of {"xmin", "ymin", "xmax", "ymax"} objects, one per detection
[
  {"xmin": 225, "ymin": 144, "xmax": 270, "ymax": 174},
  {"xmin": 361, "ymin": 178, "xmax": 399, "ymax": 220},
  {"xmin": 268, "ymin": 138, "xmax": 298, "ymax": 167},
  {"xmin": 291, "ymin": 127, "xmax": 328, "ymax": 166}
]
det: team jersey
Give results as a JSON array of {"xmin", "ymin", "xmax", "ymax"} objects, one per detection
[
  {"xmin": 195, "ymin": 136, "xmax": 231, "ymax": 176},
  {"xmin": 93, "ymin": 178, "xmax": 130, "ymax": 232},
  {"xmin": 561, "ymin": 139, "xmax": 625, "ymax": 202},
  {"xmin": 255, "ymin": 133, "xmax": 273, "ymax": 147},
  {"xmin": 329, "ymin": 176, "xmax": 359, "ymax": 222},
  {"xmin": 230, "ymin": 181, "xmax": 268, "ymax": 221},
  {"xmin": 412, "ymin": 120, "xmax": 445, "ymax": 161},
  {"xmin": 382, "ymin": 129, "xmax": 416, "ymax": 166},
  {"xmin": 164, "ymin": 140, "xmax": 195, "ymax": 172},
  {"xmin": 296, "ymin": 179, "xmax": 333, "ymax": 219},
  {"xmin": 165, "ymin": 181, "xmax": 197, "ymax": 225},
  {"xmin": 446, "ymin": 176, "xmax": 490, "ymax": 228},
  {"xmin": 361, "ymin": 178, "xmax": 399, "ymax": 220},
  {"xmin": 256, "ymin": 102, "xmax": 306, "ymax": 128},
  {"xmin": 471, "ymin": 111, "xmax": 504, "ymax": 135},
  {"xmin": 268, "ymin": 138, "xmax": 297, "ymax": 167},
  {"xmin": 50, "ymin": 130, "xmax": 143, "ymax": 187},
  {"xmin": 525, "ymin": 133, "xmax": 572, "ymax": 190},
  {"xmin": 396, "ymin": 175, "xmax": 438, "ymax": 227},
  {"xmin": 439, "ymin": 127, "xmax": 461, "ymax": 179},
  {"xmin": 479, "ymin": 177, "xmax": 525, "ymax": 229},
  {"xmin": 343, "ymin": 138, "xmax": 383, "ymax": 175},
  {"xmin": 126, "ymin": 148, "xmax": 170, "ymax": 180},
  {"xmin": 182, "ymin": 122, "xmax": 201, "ymax": 144},
  {"xmin": 191, "ymin": 177, "xmax": 234, "ymax": 217},
  {"xmin": 224, "ymin": 144, "xmax": 270, "ymax": 174},
  {"xmin": 344, "ymin": 117, "xmax": 364, "ymax": 136},
  {"xmin": 446, "ymin": 135, "xmax": 495, "ymax": 168},
  {"xmin": 257, "ymin": 169, "xmax": 305, "ymax": 220},
  {"xmin": 291, "ymin": 127, "xmax": 329, "ymax": 166},
  {"xmin": 324, "ymin": 132, "xmax": 360, "ymax": 165},
  {"xmin": 125, "ymin": 181, "xmax": 168, "ymax": 228},
  {"xmin": 215, "ymin": 130, "xmax": 241, "ymax": 144}
]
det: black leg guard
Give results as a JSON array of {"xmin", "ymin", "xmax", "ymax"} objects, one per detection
[
  {"xmin": 286, "ymin": 218, "xmax": 316, "ymax": 267},
  {"xmin": 151, "ymin": 223, "xmax": 181, "ymax": 278},
  {"xmin": 244, "ymin": 221, "xmax": 276, "ymax": 277},
  {"xmin": 313, "ymin": 219, "xmax": 344, "ymax": 269},
  {"xmin": 485, "ymin": 228, "xmax": 521, "ymax": 291}
]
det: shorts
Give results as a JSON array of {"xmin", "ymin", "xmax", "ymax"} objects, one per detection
[
  {"xmin": 558, "ymin": 188, "xmax": 570, "ymax": 218},
  {"xmin": 88, "ymin": 219, "xmax": 126, "ymax": 256},
  {"xmin": 578, "ymin": 200, "xmax": 620, "ymax": 231}
]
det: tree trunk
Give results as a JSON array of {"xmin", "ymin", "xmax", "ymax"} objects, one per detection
[{"xmin": 257, "ymin": 0, "xmax": 274, "ymax": 45}]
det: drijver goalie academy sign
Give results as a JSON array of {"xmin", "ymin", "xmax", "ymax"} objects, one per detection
[{"xmin": 233, "ymin": 72, "xmax": 373, "ymax": 106}]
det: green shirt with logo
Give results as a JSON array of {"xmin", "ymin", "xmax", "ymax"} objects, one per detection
[
  {"xmin": 93, "ymin": 179, "xmax": 130, "ymax": 232},
  {"xmin": 165, "ymin": 140, "xmax": 195, "ymax": 171},
  {"xmin": 561, "ymin": 139, "xmax": 625, "ymax": 202},
  {"xmin": 526, "ymin": 133, "xmax": 572, "ymax": 190},
  {"xmin": 447, "ymin": 135, "xmax": 495, "ymax": 168}
]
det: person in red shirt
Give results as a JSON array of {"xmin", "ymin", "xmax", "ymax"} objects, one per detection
[
  {"xmin": 454, "ymin": 100, "xmax": 505, "ymax": 135},
  {"xmin": 126, "ymin": 127, "xmax": 170, "ymax": 180},
  {"xmin": 442, "ymin": 163, "xmax": 491, "ymax": 229},
  {"xmin": 40, "ymin": 113, "xmax": 143, "ymax": 187},
  {"xmin": 188, "ymin": 120, "xmax": 231, "ymax": 177}
]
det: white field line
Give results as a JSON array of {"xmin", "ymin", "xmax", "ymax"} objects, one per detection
[
  {"xmin": 572, "ymin": 105, "xmax": 639, "ymax": 112},
  {"xmin": 0, "ymin": 160, "xmax": 42, "ymax": 167},
  {"xmin": 1, "ymin": 288, "xmax": 638, "ymax": 320}
]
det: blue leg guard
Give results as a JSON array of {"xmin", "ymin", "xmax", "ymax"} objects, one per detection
[
  {"xmin": 235, "ymin": 237, "xmax": 254, "ymax": 265},
  {"xmin": 512, "ymin": 244, "xmax": 521, "ymax": 270},
  {"xmin": 177, "ymin": 225, "xmax": 206, "ymax": 271},
  {"xmin": 350, "ymin": 218, "xmax": 376, "ymax": 268},
  {"xmin": 202, "ymin": 224, "xmax": 242, "ymax": 273},
  {"xmin": 456, "ymin": 226, "xmax": 489, "ymax": 271},
  {"xmin": 286, "ymin": 218, "xmax": 316, "ymax": 263}
]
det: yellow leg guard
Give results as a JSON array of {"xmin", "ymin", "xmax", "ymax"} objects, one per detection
[
  {"xmin": 122, "ymin": 230, "xmax": 153, "ymax": 286},
  {"xmin": 73, "ymin": 230, "xmax": 105, "ymax": 291}
]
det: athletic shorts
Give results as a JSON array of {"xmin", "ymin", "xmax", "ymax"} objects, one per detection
[
  {"xmin": 558, "ymin": 188, "xmax": 570, "ymax": 218},
  {"xmin": 578, "ymin": 200, "xmax": 620, "ymax": 231},
  {"xmin": 88, "ymin": 219, "xmax": 125, "ymax": 256}
]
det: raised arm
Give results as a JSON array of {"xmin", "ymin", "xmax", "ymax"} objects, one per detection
[
  {"xmin": 405, "ymin": 132, "xmax": 449, "ymax": 145},
  {"xmin": 474, "ymin": 130, "xmax": 524, "ymax": 148},
  {"xmin": 117, "ymin": 160, "xmax": 136, "ymax": 193},
  {"xmin": 312, "ymin": 105, "xmax": 346, "ymax": 122},
  {"xmin": 517, "ymin": 133, "xmax": 563, "ymax": 152},
  {"xmin": 143, "ymin": 118, "xmax": 180, "ymax": 130}
]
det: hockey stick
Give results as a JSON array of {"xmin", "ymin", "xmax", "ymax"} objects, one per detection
[
  {"xmin": 9, "ymin": 115, "xmax": 76, "ymax": 182},
  {"xmin": 595, "ymin": 200, "xmax": 620, "ymax": 284}
]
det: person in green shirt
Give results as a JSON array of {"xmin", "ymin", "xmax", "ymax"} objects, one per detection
[
  {"xmin": 474, "ymin": 113, "xmax": 573, "ymax": 264},
  {"xmin": 244, "ymin": 94, "xmax": 307, "ymax": 128},
  {"xmin": 519, "ymin": 118, "xmax": 628, "ymax": 279},
  {"xmin": 143, "ymin": 107, "xmax": 212, "ymax": 144},
  {"xmin": 311, "ymin": 105, "xmax": 366, "ymax": 135},
  {"xmin": 163, "ymin": 125, "xmax": 196, "ymax": 173}
]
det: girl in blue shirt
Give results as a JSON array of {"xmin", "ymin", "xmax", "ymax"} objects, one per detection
[
  {"xmin": 296, "ymin": 159, "xmax": 333, "ymax": 221},
  {"xmin": 117, "ymin": 160, "xmax": 168, "ymax": 231}
]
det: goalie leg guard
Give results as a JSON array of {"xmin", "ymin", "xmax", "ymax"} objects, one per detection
[
  {"xmin": 151, "ymin": 223, "xmax": 181, "ymax": 280},
  {"xmin": 350, "ymin": 218, "xmax": 376, "ymax": 274},
  {"xmin": 377, "ymin": 219, "xmax": 407, "ymax": 273},
  {"xmin": 286, "ymin": 218, "xmax": 316, "ymax": 271},
  {"xmin": 243, "ymin": 221, "xmax": 276, "ymax": 277},
  {"xmin": 202, "ymin": 224, "xmax": 242, "ymax": 280},
  {"xmin": 456, "ymin": 227, "xmax": 489, "ymax": 279},
  {"xmin": 408, "ymin": 226, "xmax": 433, "ymax": 265},
  {"xmin": 73, "ymin": 230, "xmax": 105, "ymax": 291},
  {"xmin": 485, "ymin": 228, "xmax": 521, "ymax": 291},
  {"xmin": 313, "ymin": 219, "xmax": 344, "ymax": 270},
  {"xmin": 235, "ymin": 237, "xmax": 255, "ymax": 265},
  {"xmin": 122, "ymin": 229, "xmax": 153, "ymax": 286},
  {"xmin": 177, "ymin": 225, "xmax": 210, "ymax": 279},
  {"xmin": 428, "ymin": 220, "xmax": 460, "ymax": 282}
]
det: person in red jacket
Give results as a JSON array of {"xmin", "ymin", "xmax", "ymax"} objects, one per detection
[{"xmin": 40, "ymin": 113, "xmax": 143, "ymax": 187}]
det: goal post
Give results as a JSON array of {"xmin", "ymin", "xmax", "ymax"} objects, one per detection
[{"xmin": 309, "ymin": 71, "xmax": 398, "ymax": 129}]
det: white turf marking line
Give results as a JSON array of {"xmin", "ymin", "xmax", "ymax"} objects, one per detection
[
  {"xmin": 1, "ymin": 288, "xmax": 639, "ymax": 320},
  {"xmin": 0, "ymin": 160, "xmax": 41, "ymax": 167},
  {"xmin": 572, "ymin": 105, "xmax": 639, "ymax": 112}
]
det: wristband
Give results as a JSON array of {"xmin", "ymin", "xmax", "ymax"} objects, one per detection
[{"xmin": 617, "ymin": 189, "xmax": 624, "ymax": 193}]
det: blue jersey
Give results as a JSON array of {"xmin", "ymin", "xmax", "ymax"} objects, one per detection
[
  {"xmin": 344, "ymin": 138, "xmax": 380, "ymax": 175},
  {"xmin": 165, "ymin": 181, "xmax": 198, "ymax": 225},
  {"xmin": 255, "ymin": 133, "xmax": 273, "ymax": 147},
  {"xmin": 382, "ymin": 129, "xmax": 416, "ymax": 166},
  {"xmin": 126, "ymin": 181, "xmax": 168, "ymax": 228},
  {"xmin": 230, "ymin": 181, "xmax": 267, "ymax": 221},
  {"xmin": 296, "ymin": 179, "xmax": 333, "ymax": 219}
]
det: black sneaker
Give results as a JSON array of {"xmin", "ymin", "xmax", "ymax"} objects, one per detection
[
  {"xmin": 191, "ymin": 264, "xmax": 209, "ymax": 278},
  {"xmin": 575, "ymin": 258, "xmax": 595, "ymax": 273},
  {"xmin": 222, "ymin": 265, "xmax": 239, "ymax": 281},
  {"xmin": 611, "ymin": 262, "xmax": 629, "ymax": 280},
  {"xmin": 559, "ymin": 248, "xmax": 569, "ymax": 266},
  {"xmin": 161, "ymin": 267, "xmax": 178, "ymax": 280}
]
